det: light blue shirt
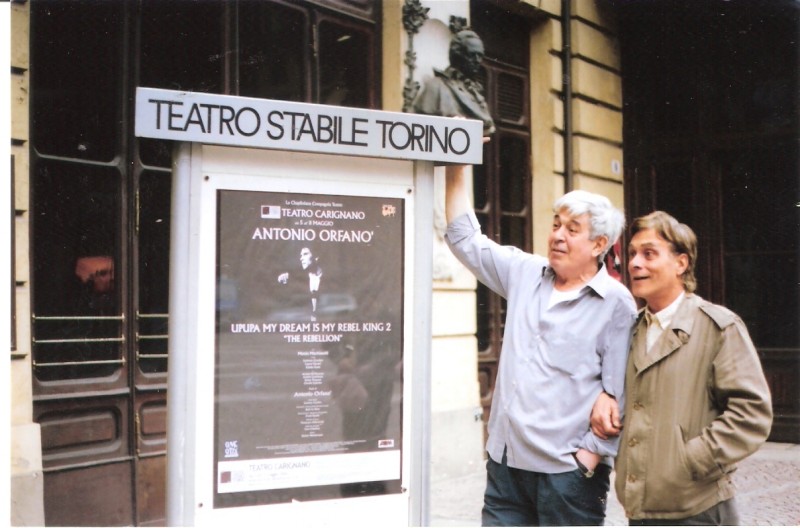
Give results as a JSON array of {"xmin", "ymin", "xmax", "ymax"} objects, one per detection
[{"xmin": 446, "ymin": 211, "xmax": 637, "ymax": 473}]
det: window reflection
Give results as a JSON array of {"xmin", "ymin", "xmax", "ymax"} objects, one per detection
[
  {"xmin": 32, "ymin": 161, "xmax": 122, "ymax": 380},
  {"xmin": 33, "ymin": 161, "xmax": 119, "ymax": 317}
]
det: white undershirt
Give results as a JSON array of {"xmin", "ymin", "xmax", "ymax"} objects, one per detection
[{"xmin": 548, "ymin": 287, "xmax": 582, "ymax": 309}]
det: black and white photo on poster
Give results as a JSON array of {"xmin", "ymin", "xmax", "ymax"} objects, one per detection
[{"xmin": 213, "ymin": 189, "xmax": 404, "ymax": 505}]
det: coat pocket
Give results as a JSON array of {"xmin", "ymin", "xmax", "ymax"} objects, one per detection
[
  {"xmin": 673, "ymin": 425, "xmax": 696, "ymax": 481},
  {"xmin": 643, "ymin": 425, "xmax": 695, "ymax": 510}
]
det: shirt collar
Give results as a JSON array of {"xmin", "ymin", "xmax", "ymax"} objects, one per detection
[
  {"xmin": 543, "ymin": 262, "xmax": 613, "ymax": 298},
  {"xmin": 645, "ymin": 291, "xmax": 685, "ymax": 330}
]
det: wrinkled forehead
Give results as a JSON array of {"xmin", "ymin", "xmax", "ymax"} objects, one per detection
[{"xmin": 554, "ymin": 208, "xmax": 590, "ymax": 226}]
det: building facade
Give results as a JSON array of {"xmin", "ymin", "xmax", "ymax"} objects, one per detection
[{"xmin": 9, "ymin": 0, "xmax": 797, "ymax": 525}]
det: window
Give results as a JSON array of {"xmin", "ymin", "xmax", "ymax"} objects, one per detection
[{"xmin": 30, "ymin": 1, "xmax": 379, "ymax": 524}]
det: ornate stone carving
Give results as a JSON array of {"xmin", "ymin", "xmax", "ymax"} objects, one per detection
[{"xmin": 401, "ymin": 0, "xmax": 430, "ymax": 112}]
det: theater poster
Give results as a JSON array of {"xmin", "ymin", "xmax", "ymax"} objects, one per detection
[{"xmin": 213, "ymin": 189, "xmax": 405, "ymax": 508}]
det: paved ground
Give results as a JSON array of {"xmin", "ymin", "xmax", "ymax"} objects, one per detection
[{"xmin": 429, "ymin": 442, "xmax": 800, "ymax": 526}]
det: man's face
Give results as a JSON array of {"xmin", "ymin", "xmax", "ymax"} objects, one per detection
[
  {"xmin": 547, "ymin": 210, "xmax": 604, "ymax": 280},
  {"xmin": 300, "ymin": 248, "xmax": 313, "ymax": 269},
  {"xmin": 627, "ymin": 229, "xmax": 688, "ymax": 311},
  {"xmin": 459, "ymin": 37, "xmax": 485, "ymax": 78}
]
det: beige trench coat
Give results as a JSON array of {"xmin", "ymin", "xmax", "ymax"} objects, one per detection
[{"xmin": 615, "ymin": 294, "xmax": 772, "ymax": 520}]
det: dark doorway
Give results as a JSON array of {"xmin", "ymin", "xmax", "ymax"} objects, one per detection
[{"xmin": 618, "ymin": 0, "xmax": 800, "ymax": 442}]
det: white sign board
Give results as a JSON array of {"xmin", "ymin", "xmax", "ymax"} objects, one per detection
[
  {"xmin": 135, "ymin": 87, "xmax": 483, "ymax": 164},
  {"xmin": 161, "ymin": 144, "xmax": 435, "ymax": 527}
]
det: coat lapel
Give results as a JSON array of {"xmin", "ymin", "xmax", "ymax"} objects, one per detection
[{"xmin": 633, "ymin": 295, "xmax": 696, "ymax": 374}]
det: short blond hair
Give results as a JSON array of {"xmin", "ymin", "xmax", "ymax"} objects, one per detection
[{"xmin": 630, "ymin": 211, "xmax": 698, "ymax": 293}]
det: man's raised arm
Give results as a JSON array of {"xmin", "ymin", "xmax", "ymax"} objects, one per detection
[{"xmin": 445, "ymin": 164, "xmax": 472, "ymax": 224}]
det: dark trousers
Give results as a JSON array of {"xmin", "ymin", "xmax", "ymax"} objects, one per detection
[
  {"xmin": 481, "ymin": 451, "xmax": 610, "ymax": 527},
  {"xmin": 628, "ymin": 498, "xmax": 740, "ymax": 526}
]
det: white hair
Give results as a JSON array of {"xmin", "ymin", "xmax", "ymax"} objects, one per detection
[{"xmin": 553, "ymin": 190, "xmax": 625, "ymax": 261}]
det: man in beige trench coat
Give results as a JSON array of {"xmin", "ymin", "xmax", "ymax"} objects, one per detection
[{"xmin": 592, "ymin": 211, "xmax": 772, "ymax": 525}]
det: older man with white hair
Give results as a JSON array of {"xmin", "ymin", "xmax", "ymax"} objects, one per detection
[{"xmin": 444, "ymin": 164, "xmax": 637, "ymax": 526}]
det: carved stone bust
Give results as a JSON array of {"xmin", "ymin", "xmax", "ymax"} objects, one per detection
[{"xmin": 413, "ymin": 29, "xmax": 496, "ymax": 135}]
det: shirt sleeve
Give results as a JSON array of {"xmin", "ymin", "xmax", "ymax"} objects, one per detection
[
  {"xmin": 580, "ymin": 293, "xmax": 637, "ymax": 457},
  {"xmin": 445, "ymin": 211, "xmax": 527, "ymax": 299},
  {"xmin": 602, "ymin": 294, "xmax": 638, "ymax": 401}
]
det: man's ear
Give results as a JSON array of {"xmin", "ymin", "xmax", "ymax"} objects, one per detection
[
  {"xmin": 592, "ymin": 236, "xmax": 609, "ymax": 258},
  {"xmin": 675, "ymin": 253, "xmax": 689, "ymax": 276}
]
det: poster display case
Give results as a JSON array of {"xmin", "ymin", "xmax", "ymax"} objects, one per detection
[
  {"xmin": 167, "ymin": 145, "xmax": 428, "ymax": 526},
  {"xmin": 134, "ymin": 88, "xmax": 482, "ymax": 526}
]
